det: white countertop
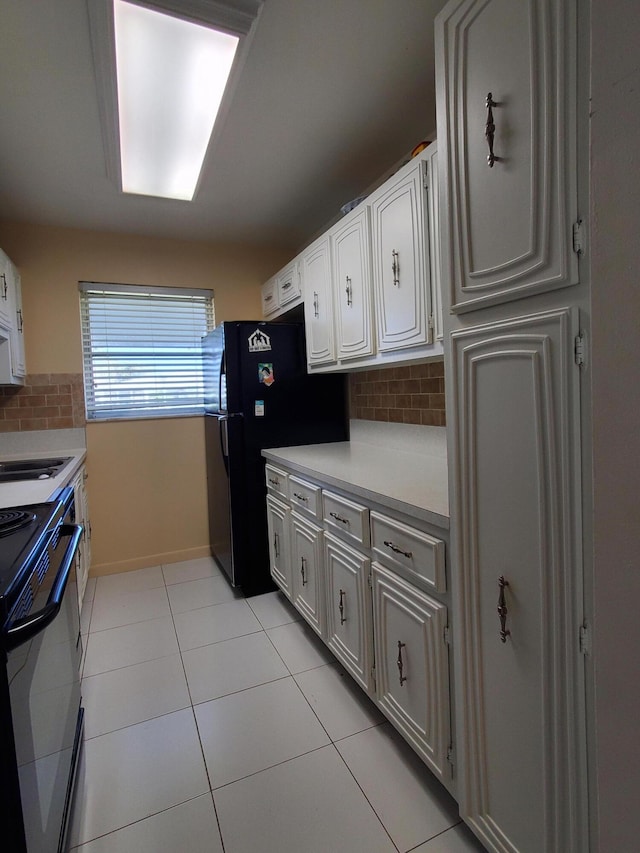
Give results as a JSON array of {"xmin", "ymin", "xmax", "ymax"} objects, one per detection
[
  {"xmin": 262, "ymin": 420, "xmax": 449, "ymax": 528},
  {"xmin": 0, "ymin": 428, "xmax": 87, "ymax": 508}
]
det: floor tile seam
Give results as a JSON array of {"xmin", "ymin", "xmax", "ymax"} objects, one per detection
[
  {"xmin": 168, "ymin": 598, "xmax": 243, "ymax": 617},
  {"xmin": 81, "ymin": 649, "xmax": 186, "ymax": 682},
  {"xmin": 87, "ymin": 604, "xmax": 173, "ymax": 635},
  {"xmin": 82, "ymin": 645, "xmax": 182, "ymax": 679},
  {"xmin": 262, "ymin": 624, "xmax": 334, "ymax": 678},
  {"xmin": 208, "ymin": 741, "xmax": 337, "ymax": 794},
  {"xmin": 188, "ymin": 671, "xmax": 294, "ymax": 708},
  {"xmin": 174, "ymin": 624, "xmax": 265, "ymax": 654},
  {"xmin": 81, "ymin": 699, "xmax": 195, "ymax": 743},
  {"xmin": 403, "ymin": 819, "xmax": 466, "ymax": 853},
  {"xmin": 162, "ymin": 572, "xmax": 224, "ymax": 587},
  {"xmin": 68, "ymin": 791, "xmax": 219, "ymax": 850},
  {"xmin": 330, "ymin": 738, "xmax": 403, "ymax": 853}
]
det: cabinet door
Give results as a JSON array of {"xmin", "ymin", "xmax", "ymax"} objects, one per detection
[
  {"xmin": 266, "ymin": 495, "xmax": 292, "ymax": 601},
  {"xmin": 370, "ymin": 158, "xmax": 432, "ymax": 351},
  {"xmin": 450, "ymin": 307, "xmax": 586, "ymax": 852},
  {"xmin": 291, "ymin": 513, "xmax": 324, "ymax": 638},
  {"xmin": 0, "ymin": 250, "xmax": 12, "ymax": 328},
  {"xmin": 10, "ymin": 269, "xmax": 25, "ymax": 378},
  {"xmin": 301, "ymin": 235, "xmax": 336, "ymax": 365},
  {"xmin": 372, "ymin": 563, "xmax": 450, "ymax": 783},
  {"xmin": 72, "ymin": 467, "xmax": 91, "ymax": 612},
  {"xmin": 332, "ymin": 207, "xmax": 375, "ymax": 361},
  {"xmin": 324, "ymin": 532, "xmax": 373, "ymax": 694},
  {"xmin": 436, "ymin": 0, "xmax": 578, "ymax": 312}
]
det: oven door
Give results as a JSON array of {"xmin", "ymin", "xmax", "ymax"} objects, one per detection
[{"xmin": 6, "ymin": 521, "xmax": 84, "ymax": 853}]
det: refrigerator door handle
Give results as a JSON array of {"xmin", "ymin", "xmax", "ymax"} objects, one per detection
[{"xmin": 219, "ymin": 416, "xmax": 229, "ymax": 475}]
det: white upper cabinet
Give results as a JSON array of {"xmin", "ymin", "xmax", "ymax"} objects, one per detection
[
  {"xmin": 332, "ymin": 205, "xmax": 375, "ymax": 362},
  {"xmin": 0, "ymin": 248, "xmax": 26, "ymax": 385},
  {"xmin": 261, "ymin": 258, "xmax": 303, "ymax": 319},
  {"xmin": 301, "ymin": 235, "xmax": 336, "ymax": 366},
  {"xmin": 436, "ymin": 0, "xmax": 579, "ymax": 312},
  {"xmin": 370, "ymin": 156, "xmax": 432, "ymax": 351}
]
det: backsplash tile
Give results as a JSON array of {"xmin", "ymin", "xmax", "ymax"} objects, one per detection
[
  {"xmin": 349, "ymin": 361, "xmax": 446, "ymax": 426},
  {"xmin": 0, "ymin": 374, "xmax": 85, "ymax": 432}
]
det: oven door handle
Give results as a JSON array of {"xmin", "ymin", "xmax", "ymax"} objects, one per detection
[{"xmin": 5, "ymin": 524, "xmax": 83, "ymax": 652}]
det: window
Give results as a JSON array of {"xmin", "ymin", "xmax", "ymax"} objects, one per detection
[{"xmin": 79, "ymin": 282, "xmax": 214, "ymax": 421}]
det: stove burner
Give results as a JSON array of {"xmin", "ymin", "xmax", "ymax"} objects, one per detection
[{"xmin": 0, "ymin": 509, "xmax": 36, "ymax": 537}]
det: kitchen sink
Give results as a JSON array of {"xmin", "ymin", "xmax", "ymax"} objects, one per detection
[{"xmin": 0, "ymin": 457, "xmax": 72, "ymax": 483}]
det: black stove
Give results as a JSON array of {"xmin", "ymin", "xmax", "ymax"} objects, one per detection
[
  {"xmin": 0, "ymin": 484, "xmax": 84, "ymax": 853},
  {"xmin": 0, "ymin": 497, "xmax": 68, "ymax": 624}
]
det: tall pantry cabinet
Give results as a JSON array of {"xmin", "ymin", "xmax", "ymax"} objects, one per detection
[{"xmin": 435, "ymin": 1, "xmax": 589, "ymax": 852}]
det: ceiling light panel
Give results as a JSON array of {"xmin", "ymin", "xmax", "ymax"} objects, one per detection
[{"xmin": 113, "ymin": 0, "xmax": 239, "ymax": 200}]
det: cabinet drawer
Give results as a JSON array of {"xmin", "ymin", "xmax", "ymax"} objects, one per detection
[
  {"xmin": 289, "ymin": 475, "xmax": 321, "ymax": 518},
  {"xmin": 277, "ymin": 261, "xmax": 301, "ymax": 307},
  {"xmin": 322, "ymin": 490, "xmax": 370, "ymax": 548},
  {"xmin": 371, "ymin": 511, "xmax": 445, "ymax": 593},
  {"xmin": 265, "ymin": 464, "xmax": 288, "ymax": 500},
  {"xmin": 261, "ymin": 277, "xmax": 279, "ymax": 317}
]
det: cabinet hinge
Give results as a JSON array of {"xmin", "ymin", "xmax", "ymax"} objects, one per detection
[
  {"xmin": 572, "ymin": 219, "xmax": 585, "ymax": 256},
  {"xmin": 423, "ymin": 169, "xmax": 429, "ymax": 190},
  {"xmin": 579, "ymin": 623, "xmax": 590, "ymax": 656},
  {"xmin": 428, "ymin": 313, "xmax": 434, "ymax": 332},
  {"xmin": 447, "ymin": 744, "xmax": 455, "ymax": 769},
  {"xmin": 367, "ymin": 572, "xmax": 373, "ymax": 588},
  {"xmin": 574, "ymin": 332, "xmax": 586, "ymax": 367},
  {"xmin": 443, "ymin": 625, "xmax": 451, "ymax": 645}
]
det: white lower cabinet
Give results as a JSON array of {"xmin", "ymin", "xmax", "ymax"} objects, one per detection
[
  {"xmin": 263, "ymin": 463, "xmax": 453, "ymax": 793},
  {"xmin": 72, "ymin": 465, "xmax": 92, "ymax": 614},
  {"xmin": 324, "ymin": 532, "xmax": 374, "ymax": 694},
  {"xmin": 266, "ymin": 495, "xmax": 292, "ymax": 600},
  {"xmin": 290, "ymin": 512, "xmax": 324, "ymax": 637},
  {"xmin": 372, "ymin": 562, "xmax": 450, "ymax": 783}
]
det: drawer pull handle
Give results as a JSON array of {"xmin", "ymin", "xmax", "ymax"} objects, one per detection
[
  {"xmin": 338, "ymin": 588, "xmax": 346, "ymax": 624},
  {"xmin": 268, "ymin": 478, "xmax": 280, "ymax": 487},
  {"xmin": 273, "ymin": 532, "xmax": 279, "ymax": 559},
  {"xmin": 330, "ymin": 512, "xmax": 349, "ymax": 525},
  {"xmin": 397, "ymin": 640, "xmax": 407, "ymax": 686},
  {"xmin": 282, "ymin": 280, "xmax": 292, "ymax": 290},
  {"xmin": 1, "ymin": 273, "xmax": 6, "ymax": 299},
  {"xmin": 391, "ymin": 249, "xmax": 400, "ymax": 287},
  {"xmin": 383, "ymin": 540, "xmax": 413, "ymax": 559},
  {"xmin": 497, "ymin": 575, "xmax": 511, "ymax": 642},
  {"xmin": 300, "ymin": 556, "xmax": 307, "ymax": 586},
  {"xmin": 485, "ymin": 92, "xmax": 498, "ymax": 167},
  {"xmin": 264, "ymin": 293, "xmax": 273, "ymax": 302},
  {"xmin": 293, "ymin": 492, "xmax": 308, "ymax": 502}
]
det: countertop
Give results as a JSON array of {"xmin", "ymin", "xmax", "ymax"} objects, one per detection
[
  {"xmin": 262, "ymin": 420, "xmax": 449, "ymax": 529},
  {"xmin": 0, "ymin": 428, "xmax": 87, "ymax": 509}
]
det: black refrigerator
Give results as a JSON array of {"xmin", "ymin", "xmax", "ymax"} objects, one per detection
[{"xmin": 203, "ymin": 321, "xmax": 348, "ymax": 596}]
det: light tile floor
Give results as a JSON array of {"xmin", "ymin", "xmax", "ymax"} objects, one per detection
[{"xmin": 70, "ymin": 557, "xmax": 487, "ymax": 853}]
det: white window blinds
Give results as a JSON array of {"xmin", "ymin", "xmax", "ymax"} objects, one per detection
[{"xmin": 79, "ymin": 282, "xmax": 214, "ymax": 420}]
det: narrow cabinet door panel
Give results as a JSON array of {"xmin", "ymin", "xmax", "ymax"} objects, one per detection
[
  {"xmin": 324, "ymin": 533, "xmax": 373, "ymax": 694},
  {"xmin": 450, "ymin": 308, "xmax": 585, "ymax": 853},
  {"xmin": 291, "ymin": 513, "xmax": 324, "ymax": 638},
  {"xmin": 266, "ymin": 496, "xmax": 292, "ymax": 601},
  {"xmin": 332, "ymin": 207, "xmax": 375, "ymax": 360},
  {"xmin": 302, "ymin": 236, "xmax": 335, "ymax": 365},
  {"xmin": 372, "ymin": 563, "xmax": 450, "ymax": 782},
  {"xmin": 436, "ymin": 0, "xmax": 578, "ymax": 311},
  {"xmin": 370, "ymin": 160, "xmax": 431, "ymax": 350}
]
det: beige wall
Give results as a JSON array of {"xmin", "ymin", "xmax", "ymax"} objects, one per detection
[{"xmin": 0, "ymin": 219, "xmax": 290, "ymax": 574}]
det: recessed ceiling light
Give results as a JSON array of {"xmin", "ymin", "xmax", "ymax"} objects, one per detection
[{"xmin": 88, "ymin": 0, "xmax": 262, "ymax": 202}]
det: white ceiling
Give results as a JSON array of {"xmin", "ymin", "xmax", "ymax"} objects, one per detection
[{"xmin": 0, "ymin": 0, "xmax": 446, "ymax": 252}]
